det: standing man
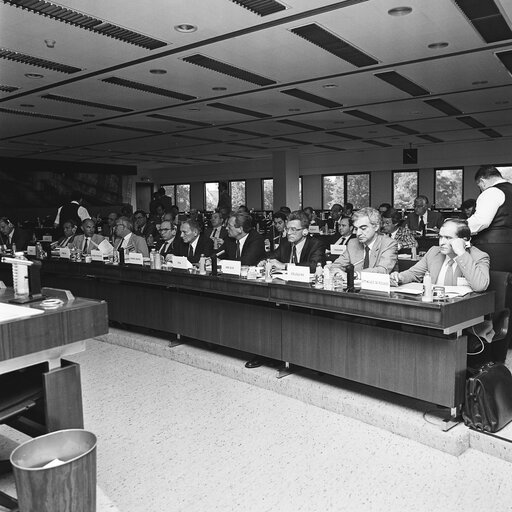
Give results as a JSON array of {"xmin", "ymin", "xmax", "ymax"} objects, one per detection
[
  {"xmin": 0, "ymin": 217, "xmax": 31, "ymax": 251},
  {"xmin": 54, "ymin": 192, "xmax": 90, "ymax": 229},
  {"xmin": 218, "ymin": 212, "xmax": 265, "ymax": 266},
  {"xmin": 468, "ymin": 165, "xmax": 512, "ymax": 271},
  {"xmin": 113, "ymin": 217, "xmax": 149, "ymax": 257},
  {"xmin": 70, "ymin": 219, "xmax": 105, "ymax": 254},
  {"xmin": 178, "ymin": 219, "xmax": 213, "ymax": 264},
  {"xmin": 406, "ymin": 195, "xmax": 443, "ymax": 233},
  {"xmin": 332, "ymin": 207, "xmax": 397, "ymax": 275}
]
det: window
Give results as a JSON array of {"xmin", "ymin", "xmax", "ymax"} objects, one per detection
[
  {"xmin": 176, "ymin": 184, "xmax": 190, "ymax": 212},
  {"xmin": 435, "ymin": 168, "xmax": 463, "ymax": 208},
  {"xmin": 322, "ymin": 175, "xmax": 345, "ymax": 209},
  {"xmin": 230, "ymin": 180, "xmax": 246, "ymax": 209},
  {"xmin": 497, "ymin": 165, "xmax": 512, "ymax": 182},
  {"xmin": 204, "ymin": 182, "xmax": 218, "ymax": 211},
  {"xmin": 262, "ymin": 178, "xmax": 273, "ymax": 211},
  {"xmin": 162, "ymin": 185, "xmax": 175, "ymax": 203},
  {"xmin": 392, "ymin": 171, "xmax": 418, "ymax": 210}
]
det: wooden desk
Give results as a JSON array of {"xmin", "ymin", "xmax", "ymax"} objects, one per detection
[
  {"xmin": 40, "ymin": 260, "xmax": 494, "ymax": 410},
  {"xmin": 0, "ymin": 288, "xmax": 108, "ymax": 432}
]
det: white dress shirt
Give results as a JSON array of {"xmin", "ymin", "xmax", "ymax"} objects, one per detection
[{"xmin": 467, "ymin": 180, "xmax": 507, "ymax": 234}]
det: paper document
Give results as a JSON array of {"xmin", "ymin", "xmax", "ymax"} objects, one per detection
[
  {"xmin": 0, "ymin": 303, "xmax": 45, "ymax": 323},
  {"xmin": 395, "ymin": 283, "xmax": 424, "ymax": 295},
  {"xmin": 98, "ymin": 239, "xmax": 114, "ymax": 255}
]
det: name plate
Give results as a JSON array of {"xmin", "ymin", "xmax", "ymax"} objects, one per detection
[
  {"xmin": 287, "ymin": 264, "xmax": 310, "ymax": 283},
  {"xmin": 42, "ymin": 235, "xmax": 53, "ymax": 242},
  {"xmin": 126, "ymin": 252, "xmax": 144, "ymax": 265},
  {"xmin": 91, "ymin": 249, "xmax": 104, "ymax": 262},
  {"xmin": 330, "ymin": 244, "xmax": 346, "ymax": 256},
  {"xmin": 309, "ymin": 225, "xmax": 320, "ymax": 234},
  {"xmin": 27, "ymin": 245, "xmax": 37, "ymax": 256},
  {"xmin": 172, "ymin": 255, "xmax": 192, "ymax": 270},
  {"xmin": 360, "ymin": 271, "xmax": 390, "ymax": 293},
  {"xmin": 59, "ymin": 247, "xmax": 70, "ymax": 259},
  {"xmin": 221, "ymin": 259, "xmax": 241, "ymax": 276}
]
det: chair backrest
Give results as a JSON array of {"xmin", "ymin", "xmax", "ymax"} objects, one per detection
[{"xmin": 488, "ymin": 271, "xmax": 512, "ymax": 313}]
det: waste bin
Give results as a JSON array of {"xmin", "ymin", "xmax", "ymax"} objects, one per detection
[{"xmin": 10, "ymin": 429, "xmax": 97, "ymax": 512}]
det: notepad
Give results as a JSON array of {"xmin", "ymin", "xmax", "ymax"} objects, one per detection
[{"xmin": 0, "ymin": 303, "xmax": 44, "ymax": 323}]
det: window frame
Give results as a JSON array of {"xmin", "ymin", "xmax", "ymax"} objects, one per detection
[{"xmin": 321, "ymin": 172, "xmax": 371, "ymax": 210}]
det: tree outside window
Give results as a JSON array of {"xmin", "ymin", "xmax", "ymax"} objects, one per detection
[
  {"xmin": 162, "ymin": 185, "xmax": 175, "ymax": 203},
  {"xmin": 176, "ymin": 184, "xmax": 190, "ymax": 212},
  {"xmin": 262, "ymin": 179, "xmax": 273, "ymax": 211},
  {"xmin": 230, "ymin": 180, "xmax": 246, "ymax": 210},
  {"xmin": 393, "ymin": 171, "xmax": 418, "ymax": 209},
  {"xmin": 347, "ymin": 174, "xmax": 370, "ymax": 209},
  {"xmin": 205, "ymin": 182, "xmax": 218, "ymax": 211},
  {"xmin": 322, "ymin": 175, "xmax": 344, "ymax": 209},
  {"xmin": 435, "ymin": 168, "xmax": 463, "ymax": 208},
  {"xmin": 497, "ymin": 166, "xmax": 512, "ymax": 182}
]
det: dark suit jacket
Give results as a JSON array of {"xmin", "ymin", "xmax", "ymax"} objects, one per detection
[
  {"xmin": 270, "ymin": 236, "xmax": 325, "ymax": 272},
  {"xmin": 218, "ymin": 229, "xmax": 265, "ymax": 266},
  {"xmin": 326, "ymin": 233, "xmax": 356, "ymax": 247},
  {"xmin": 265, "ymin": 226, "xmax": 287, "ymax": 252},
  {"xmin": 204, "ymin": 226, "xmax": 228, "ymax": 241},
  {"xmin": 0, "ymin": 228, "xmax": 32, "ymax": 251},
  {"xmin": 54, "ymin": 234, "xmax": 76, "ymax": 248},
  {"xmin": 157, "ymin": 236, "xmax": 184, "ymax": 258},
  {"xmin": 177, "ymin": 234, "xmax": 213, "ymax": 263},
  {"xmin": 406, "ymin": 210, "xmax": 444, "ymax": 231}
]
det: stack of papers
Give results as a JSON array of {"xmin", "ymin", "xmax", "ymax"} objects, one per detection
[{"xmin": 395, "ymin": 282, "xmax": 473, "ymax": 297}]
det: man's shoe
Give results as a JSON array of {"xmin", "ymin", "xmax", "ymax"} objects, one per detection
[{"xmin": 245, "ymin": 358, "xmax": 262, "ymax": 369}]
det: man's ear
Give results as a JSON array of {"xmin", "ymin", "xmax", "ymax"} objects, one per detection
[{"xmin": 303, "ymin": 229, "xmax": 309, "ymax": 236}]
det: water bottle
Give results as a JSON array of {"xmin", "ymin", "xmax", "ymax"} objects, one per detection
[
  {"xmin": 12, "ymin": 252, "xmax": 29, "ymax": 298},
  {"xmin": 36, "ymin": 241, "xmax": 44, "ymax": 259},
  {"xmin": 150, "ymin": 248, "xmax": 157, "ymax": 269},
  {"xmin": 314, "ymin": 262, "xmax": 324, "ymax": 289},
  {"xmin": 199, "ymin": 254, "xmax": 206, "ymax": 275},
  {"xmin": 154, "ymin": 252, "xmax": 162, "ymax": 270},
  {"xmin": 323, "ymin": 262, "xmax": 333, "ymax": 290},
  {"xmin": 422, "ymin": 271, "xmax": 433, "ymax": 302}
]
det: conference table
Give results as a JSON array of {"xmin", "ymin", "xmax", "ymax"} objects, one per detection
[
  {"xmin": 0, "ymin": 287, "xmax": 108, "ymax": 433},
  {"xmin": 37, "ymin": 259, "xmax": 495, "ymax": 413}
]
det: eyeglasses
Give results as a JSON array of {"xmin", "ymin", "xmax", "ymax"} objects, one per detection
[
  {"xmin": 159, "ymin": 228, "xmax": 171, "ymax": 232},
  {"xmin": 287, "ymin": 227, "xmax": 303, "ymax": 233}
]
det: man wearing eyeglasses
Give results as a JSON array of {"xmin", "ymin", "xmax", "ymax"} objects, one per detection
[
  {"xmin": 113, "ymin": 216, "xmax": 149, "ymax": 257},
  {"xmin": 157, "ymin": 221, "xmax": 181, "ymax": 260},
  {"xmin": 0, "ymin": 217, "xmax": 32, "ymax": 252},
  {"xmin": 265, "ymin": 210, "xmax": 325, "ymax": 272}
]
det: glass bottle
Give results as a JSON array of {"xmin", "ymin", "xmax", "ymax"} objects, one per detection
[{"xmin": 12, "ymin": 252, "xmax": 29, "ymax": 298}]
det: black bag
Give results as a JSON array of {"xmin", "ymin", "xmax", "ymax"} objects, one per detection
[{"xmin": 462, "ymin": 362, "xmax": 512, "ymax": 433}]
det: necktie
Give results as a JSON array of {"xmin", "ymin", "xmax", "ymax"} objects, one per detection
[
  {"xmin": 160, "ymin": 241, "xmax": 169, "ymax": 255},
  {"xmin": 291, "ymin": 245, "xmax": 298, "ymax": 264},
  {"xmin": 83, "ymin": 237, "xmax": 89, "ymax": 253},
  {"xmin": 418, "ymin": 217, "xmax": 426, "ymax": 232},
  {"xmin": 188, "ymin": 244, "xmax": 193, "ymax": 259},
  {"xmin": 235, "ymin": 240, "xmax": 241, "ymax": 259},
  {"xmin": 363, "ymin": 245, "xmax": 370, "ymax": 269},
  {"xmin": 443, "ymin": 259, "xmax": 455, "ymax": 286}
]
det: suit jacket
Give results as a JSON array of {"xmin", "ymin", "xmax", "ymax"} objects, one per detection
[
  {"xmin": 157, "ymin": 236, "xmax": 184, "ymax": 258},
  {"xmin": 113, "ymin": 233, "xmax": 149, "ymax": 257},
  {"xmin": 334, "ymin": 234, "xmax": 398, "ymax": 274},
  {"xmin": 265, "ymin": 226, "xmax": 287, "ymax": 252},
  {"xmin": 219, "ymin": 229, "xmax": 266, "ymax": 266},
  {"xmin": 399, "ymin": 245, "xmax": 490, "ymax": 292},
  {"xmin": 69, "ymin": 234, "xmax": 105, "ymax": 254},
  {"xmin": 53, "ymin": 234, "xmax": 76, "ymax": 248},
  {"xmin": 270, "ymin": 236, "xmax": 325, "ymax": 272},
  {"xmin": 176, "ymin": 234, "xmax": 213, "ymax": 263},
  {"xmin": 134, "ymin": 222, "xmax": 158, "ymax": 243},
  {"xmin": 204, "ymin": 226, "xmax": 228, "ymax": 241},
  {"xmin": 0, "ymin": 228, "xmax": 32, "ymax": 252},
  {"xmin": 326, "ymin": 233, "xmax": 356, "ymax": 247},
  {"xmin": 406, "ymin": 210, "xmax": 444, "ymax": 231}
]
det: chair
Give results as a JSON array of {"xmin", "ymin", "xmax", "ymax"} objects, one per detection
[{"xmin": 488, "ymin": 271, "xmax": 512, "ymax": 362}]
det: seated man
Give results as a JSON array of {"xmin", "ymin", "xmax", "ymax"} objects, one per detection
[
  {"xmin": 332, "ymin": 207, "xmax": 397, "ymax": 275},
  {"xmin": 265, "ymin": 211, "xmax": 287, "ymax": 252},
  {"xmin": 103, "ymin": 212, "xmax": 119, "ymax": 243},
  {"xmin": 265, "ymin": 210, "xmax": 325, "ymax": 273},
  {"xmin": 177, "ymin": 219, "xmax": 213, "ymax": 264},
  {"xmin": 218, "ymin": 212, "xmax": 265, "ymax": 266},
  {"xmin": 70, "ymin": 218, "xmax": 105, "ymax": 254},
  {"xmin": 381, "ymin": 209, "xmax": 418, "ymax": 253},
  {"xmin": 0, "ymin": 217, "xmax": 32, "ymax": 252},
  {"xmin": 113, "ymin": 216, "xmax": 149, "ymax": 257},
  {"xmin": 133, "ymin": 210, "xmax": 158, "ymax": 246},
  {"xmin": 326, "ymin": 203, "xmax": 343, "ymax": 230},
  {"xmin": 52, "ymin": 220, "xmax": 77, "ymax": 248},
  {"xmin": 157, "ymin": 221, "xmax": 182, "ymax": 260},
  {"xmin": 390, "ymin": 218, "xmax": 491, "ymax": 368},
  {"xmin": 204, "ymin": 211, "xmax": 228, "ymax": 250},
  {"xmin": 406, "ymin": 195, "xmax": 443, "ymax": 233},
  {"xmin": 327, "ymin": 215, "xmax": 355, "ymax": 246}
]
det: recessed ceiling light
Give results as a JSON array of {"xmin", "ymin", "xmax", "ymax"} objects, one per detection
[
  {"xmin": 188, "ymin": 108, "xmax": 200, "ymax": 111},
  {"xmin": 409, "ymin": 111, "xmax": 422, "ymax": 115},
  {"xmin": 368, "ymin": 130, "xmax": 377, "ymax": 134},
  {"xmin": 334, "ymin": 121, "xmax": 345, "ymax": 124},
  {"xmin": 150, "ymin": 69, "xmax": 167, "ymax": 74},
  {"xmin": 83, "ymin": 114, "xmax": 95, "ymax": 117},
  {"xmin": 388, "ymin": 6, "xmax": 412, "ymax": 16},
  {"xmin": 44, "ymin": 39, "xmax": 56, "ymax": 48},
  {"xmin": 323, "ymin": 84, "xmax": 337, "ymax": 89},
  {"xmin": 428, "ymin": 42, "xmax": 449, "ymax": 49},
  {"xmin": 495, "ymin": 100, "xmax": 509, "ymax": 105},
  {"xmin": 212, "ymin": 86, "xmax": 227, "ymax": 91},
  {"xmin": 288, "ymin": 108, "xmax": 300, "ymax": 112},
  {"xmin": 20, "ymin": 104, "xmax": 34, "ymax": 108},
  {"xmin": 174, "ymin": 24, "xmax": 197, "ymax": 33},
  {"xmin": 25, "ymin": 73, "xmax": 44, "ymax": 79},
  {"xmin": 472, "ymin": 80, "xmax": 488, "ymax": 85},
  {"xmin": 176, "ymin": 125, "xmax": 186, "ymax": 128}
]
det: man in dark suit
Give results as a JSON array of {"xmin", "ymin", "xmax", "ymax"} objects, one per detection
[
  {"xmin": 133, "ymin": 209, "xmax": 158, "ymax": 246},
  {"xmin": 178, "ymin": 218, "xmax": 213, "ymax": 264},
  {"xmin": 406, "ymin": 195, "xmax": 444, "ymax": 233},
  {"xmin": 325, "ymin": 203, "xmax": 343, "ymax": 230},
  {"xmin": 0, "ymin": 217, "xmax": 32, "ymax": 252},
  {"xmin": 266, "ymin": 210, "xmax": 325, "ymax": 273},
  {"xmin": 156, "ymin": 221, "xmax": 182, "ymax": 260},
  {"xmin": 217, "ymin": 212, "xmax": 265, "ymax": 266},
  {"xmin": 326, "ymin": 215, "xmax": 355, "ymax": 246},
  {"xmin": 264, "ymin": 211, "xmax": 287, "ymax": 253},
  {"xmin": 204, "ymin": 211, "xmax": 228, "ymax": 250},
  {"xmin": 51, "ymin": 220, "xmax": 78, "ymax": 248}
]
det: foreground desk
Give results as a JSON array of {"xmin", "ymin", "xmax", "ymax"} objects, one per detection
[
  {"xmin": 0, "ymin": 288, "xmax": 108, "ymax": 432},
  {"xmin": 41, "ymin": 260, "xmax": 494, "ymax": 411}
]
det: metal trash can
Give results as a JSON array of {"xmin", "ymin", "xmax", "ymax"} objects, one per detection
[{"xmin": 10, "ymin": 429, "xmax": 97, "ymax": 512}]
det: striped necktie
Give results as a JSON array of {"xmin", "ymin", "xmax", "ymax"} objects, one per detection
[{"xmin": 443, "ymin": 259, "xmax": 455, "ymax": 286}]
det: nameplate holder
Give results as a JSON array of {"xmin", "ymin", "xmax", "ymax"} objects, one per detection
[
  {"xmin": 172, "ymin": 256, "xmax": 192, "ymax": 270},
  {"xmin": 59, "ymin": 247, "xmax": 70, "ymax": 259},
  {"xmin": 287, "ymin": 264, "xmax": 310, "ymax": 283},
  {"xmin": 330, "ymin": 244, "xmax": 346, "ymax": 256},
  {"xmin": 27, "ymin": 245, "xmax": 37, "ymax": 256},
  {"xmin": 126, "ymin": 252, "xmax": 144, "ymax": 266},
  {"xmin": 309, "ymin": 225, "xmax": 320, "ymax": 234},
  {"xmin": 221, "ymin": 260, "xmax": 241, "ymax": 276},
  {"xmin": 91, "ymin": 250, "xmax": 104, "ymax": 262},
  {"xmin": 361, "ymin": 272, "xmax": 390, "ymax": 293},
  {"xmin": 42, "ymin": 235, "xmax": 53, "ymax": 242}
]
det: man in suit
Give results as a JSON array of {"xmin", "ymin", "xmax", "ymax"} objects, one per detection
[
  {"xmin": 381, "ymin": 209, "xmax": 418, "ymax": 253},
  {"xmin": 0, "ymin": 217, "xmax": 32, "ymax": 252},
  {"xmin": 266, "ymin": 210, "xmax": 325, "ymax": 273},
  {"xmin": 332, "ymin": 207, "xmax": 397, "ymax": 275},
  {"xmin": 157, "ymin": 221, "xmax": 182, "ymax": 260},
  {"xmin": 406, "ymin": 195, "xmax": 444, "ymax": 233},
  {"xmin": 326, "ymin": 203, "xmax": 343, "ymax": 230},
  {"xmin": 327, "ymin": 215, "xmax": 355, "ymax": 246},
  {"xmin": 204, "ymin": 211, "xmax": 228, "ymax": 250},
  {"xmin": 52, "ymin": 220, "xmax": 77, "ymax": 248},
  {"xmin": 391, "ymin": 218, "xmax": 490, "ymax": 292},
  {"xmin": 265, "ymin": 211, "xmax": 287, "ymax": 252},
  {"xmin": 218, "ymin": 212, "xmax": 265, "ymax": 266},
  {"xmin": 178, "ymin": 218, "xmax": 213, "ymax": 264},
  {"xmin": 133, "ymin": 209, "xmax": 158, "ymax": 246},
  {"xmin": 53, "ymin": 192, "xmax": 90, "ymax": 230},
  {"xmin": 103, "ymin": 212, "xmax": 119, "ymax": 244},
  {"xmin": 69, "ymin": 218, "xmax": 105, "ymax": 254},
  {"xmin": 113, "ymin": 216, "xmax": 149, "ymax": 257}
]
